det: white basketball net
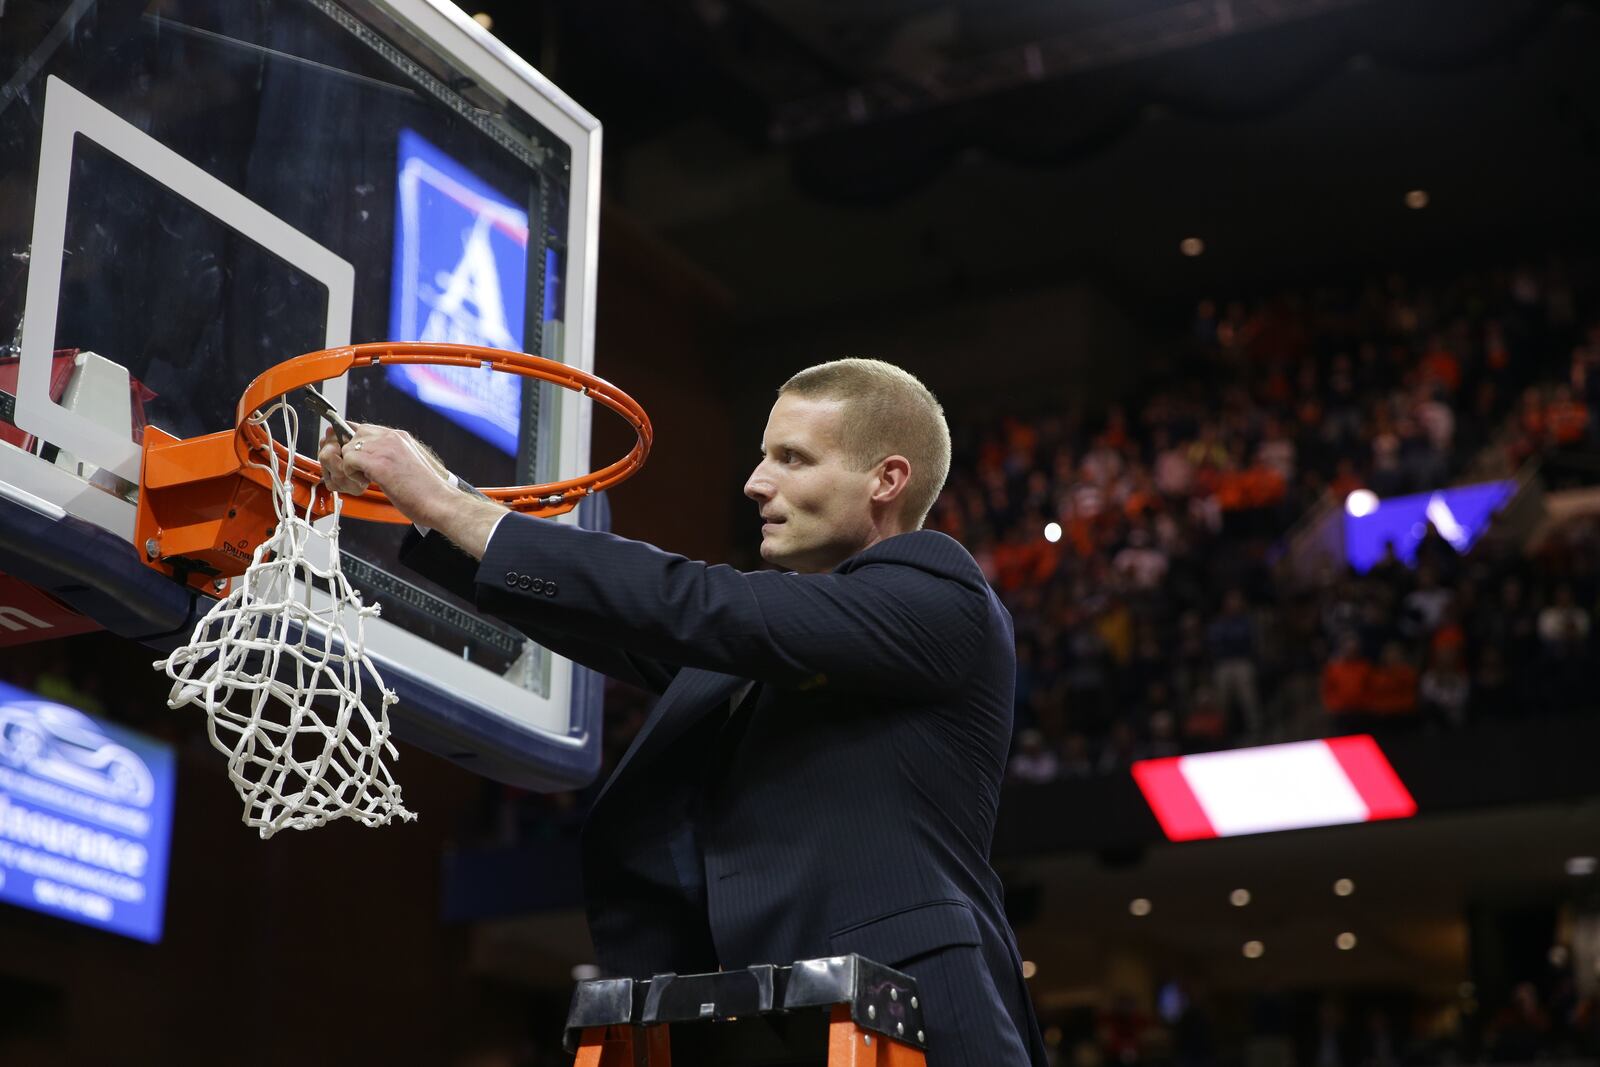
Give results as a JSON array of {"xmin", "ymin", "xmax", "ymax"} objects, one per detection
[{"xmin": 156, "ymin": 400, "xmax": 415, "ymax": 838}]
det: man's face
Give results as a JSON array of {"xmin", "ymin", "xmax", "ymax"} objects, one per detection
[{"xmin": 744, "ymin": 393, "xmax": 879, "ymax": 573}]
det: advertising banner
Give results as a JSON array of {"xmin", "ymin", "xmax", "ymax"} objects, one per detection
[{"xmin": 0, "ymin": 684, "xmax": 175, "ymax": 942}]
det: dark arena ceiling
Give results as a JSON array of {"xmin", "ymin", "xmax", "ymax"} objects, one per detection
[{"xmin": 472, "ymin": 0, "xmax": 1600, "ymax": 321}]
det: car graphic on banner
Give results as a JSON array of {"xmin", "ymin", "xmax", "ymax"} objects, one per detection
[{"xmin": 0, "ymin": 701, "xmax": 155, "ymax": 806}]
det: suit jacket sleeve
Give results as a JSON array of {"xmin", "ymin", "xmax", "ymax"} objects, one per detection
[
  {"xmin": 398, "ymin": 527, "xmax": 679, "ymax": 695},
  {"xmin": 469, "ymin": 515, "xmax": 990, "ymax": 698}
]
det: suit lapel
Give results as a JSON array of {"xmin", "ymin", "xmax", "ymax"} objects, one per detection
[{"xmin": 594, "ymin": 669, "xmax": 748, "ymax": 810}]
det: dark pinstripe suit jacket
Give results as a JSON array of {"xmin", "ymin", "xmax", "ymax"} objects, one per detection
[{"xmin": 404, "ymin": 517, "xmax": 1045, "ymax": 1061}]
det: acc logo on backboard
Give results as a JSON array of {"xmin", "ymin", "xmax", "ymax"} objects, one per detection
[{"xmin": 389, "ymin": 127, "xmax": 528, "ymax": 456}]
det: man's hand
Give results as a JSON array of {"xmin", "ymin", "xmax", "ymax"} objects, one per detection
[
  {"xmin": 318, "ymin": 424, "xmax": 456, "ymax": 527},
  {"xmin": 318, "ymin": 424, "xmax": 509, "ymax": 559}
]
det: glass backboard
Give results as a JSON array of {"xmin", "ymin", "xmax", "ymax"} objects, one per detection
[{"xmin": 0, "ymin": 0, "xmax": 605, "ymax": 789}]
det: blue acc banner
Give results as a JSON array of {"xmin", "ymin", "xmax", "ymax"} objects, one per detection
[
  {"xmin": 1344, "ymin": 481, "xmax": 1516, "ymax": 573},
  {"xmin": 0, "ymin": 685, "xmax": 175, "ymax": 942},
  {"xmin": 389, "ymin": 127, "xmax": 529, "ymax": 456}
]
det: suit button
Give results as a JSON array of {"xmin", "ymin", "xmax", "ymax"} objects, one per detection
[
  {"xmin": 529, "ymin": 578, "xmax": 545, "ymax": 593},
  {"xmin": 543, "ymin": 581, "xmax": 557, "ymax": 597},
  {"xmin": 504, "ymin": 571, "xmax": 517, "ymax": 587},
  {"xmin": 518, "ymin": 575, "xmax": 533, "ymax": 590}
]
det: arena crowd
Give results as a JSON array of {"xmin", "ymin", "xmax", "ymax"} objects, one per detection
[{"xmin": 918, "ymin": 263, "xmax": 1600, "ymax": 785}]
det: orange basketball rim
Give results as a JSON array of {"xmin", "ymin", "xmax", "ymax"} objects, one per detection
[{"xmin": 134, "ymin": 342, "xmax": 652, "ymax": 593}]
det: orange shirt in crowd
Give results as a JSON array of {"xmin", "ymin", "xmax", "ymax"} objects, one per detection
[
  {"xmin": 1547, "ymin": 400, "xmax": 1589, "ymax": 444},
  {"xmin": 1183, "ymin": 704, "xmax": 1229, "ymax": 744},
  {"xmin": 1003, "ymin": 417, "xmax": 1038, "ymax": 457},
  {"xmin": 1216, "ymin": 465, "xmax": 1287, "ymax": 511},
  {"xmin": 993, "ymin": 538, "xmax": 1060, "ymax": 593},
  {"xmin": 1122, "ymin": 487, "xmax": 1160, "ymax": 519},
  {"xmin": 1420, "ymin": 347, "xmax": 1462, "ymax": 393},
  {"xmin": 1364, "ymin": 662, "xmax": 1419, "ymax": 715},
  {"xmin": 1520, "ymin": 403, "xmax": 1547, "ymax": 440},
  {"xmin": 1321, "ymin": 657, "xmax": 1371, "ymax": 714},
  {"xmin": 1430, "ymin": 622, "xmax": 1467, "ymax": 662},
  {"xmin": 1066, "ymin": 515, "xmax": 1097, "ymax": 558}
]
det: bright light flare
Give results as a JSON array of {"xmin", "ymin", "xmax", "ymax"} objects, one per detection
[{"xmin": 1344, "ymin": 489, "xmax": 1379, "ymax": 518}]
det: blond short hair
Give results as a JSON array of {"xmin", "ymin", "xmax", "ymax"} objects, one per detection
[{"xmin": 779, "ymin": 358, "xmax": 951, "ymax": 530}]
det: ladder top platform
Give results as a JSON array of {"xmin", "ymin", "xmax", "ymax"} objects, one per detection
[{"xmin": 564, "ymin": 954, "xmax": 926, "ymax": 1053}]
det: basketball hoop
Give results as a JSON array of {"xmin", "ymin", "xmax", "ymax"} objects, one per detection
[
  {"xmin": 148, "ymin": 342, "xmax": 651, "ymax": 836},
  {"xmin": 137, "ymin": 341, "xmax": 652, "ymax": 590}
]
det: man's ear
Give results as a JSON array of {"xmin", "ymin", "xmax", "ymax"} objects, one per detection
[{"xmin": 872, "ymin": 455, "xmax": 912, "ymax": 508}]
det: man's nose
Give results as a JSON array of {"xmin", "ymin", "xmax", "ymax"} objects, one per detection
[{"xmin": 744, "ymin": 465, "xmax": 772, "ymax": 502}]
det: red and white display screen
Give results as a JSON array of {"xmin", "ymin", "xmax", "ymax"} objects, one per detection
[{"xmin": 1131, "ymin": 735, "xmax": 1417, "ymax": 842}]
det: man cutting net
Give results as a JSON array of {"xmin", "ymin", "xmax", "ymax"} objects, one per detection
[{"xmin": 319, "ymin": 358, "xmax": 1047, "ymax": 1067}]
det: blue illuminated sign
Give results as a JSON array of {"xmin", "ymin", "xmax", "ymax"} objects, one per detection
[
  {"xmin": 390, "ymin": 128, "xmax": 528, "ymax": 456},
  {"xmin": 0, "ymin": 684, "xmax": 175, "ymax": 942},
  {"xmin": 1344, "ymin": 481, "xmax": 1516, "ymax": 573}
]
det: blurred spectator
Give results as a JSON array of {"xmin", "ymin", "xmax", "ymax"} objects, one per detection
[
  {"xmin": 1536, "ymin": 582, "xmax": 1591, "ymax": 654},
  {"xmin": 1010, "ymin": 729, "xmax": 1060, "ymax": 785},
  {"xmin": 1368, "ymin": 541, "xmax": 1409, "ymax": 592},
  {"xmin": 1487, "ymin": 982, "xmax": 1551, "ymax": 1062},
  {"xmin": 1364, "ymin": 642, "xmax": 1420, "ymax": 722},
  {"xmin": 1322, "ymin": 635, "xmax": 1372, "ymax": 718},
  {"xmin": 1413, "ymin": 523, "xmax": 1463, "ymax": 581},
  {"xmin": 1536, "ymin": 582, "xmax": 1590, "ymax": 708},
  {"xmin": 1308, "ymin": 999, "xmax": 1356, "ymax": 1067},
  {"xmin": 1418, "ymin": 645, "xmax": 1471, "ymax": 729},
  {"xmin": 1208, "ymin": 589, "xmax": 1262, "ymax": 737},
  {"xmin": 1113, "ymin": 527, "xmax": 1169, "ymax": 590},
  {"xmin": 1400, "ymin": 567, "xmax": 1453, "ymax": 639},
  {"xmin": 1058, "ymin": 733, "xmax": 1095, "ymax": 778}
]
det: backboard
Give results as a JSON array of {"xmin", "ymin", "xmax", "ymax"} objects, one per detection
[{"xmin": 0, "ymin": 0, "xmax": 606, "ymax": 789}]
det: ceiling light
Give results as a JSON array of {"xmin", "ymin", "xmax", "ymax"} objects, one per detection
[
  {"xmin": 1230, "ymin": 888, "xmax": 1251, "ymax": 907},
  {"xmin": 1044, "ymin": 521, "xmax": 1062, "ymax": 543},
  {"xmin": 1022, "ymin": 960, "xmax": 1038, "ymax": 979},
  {"xmin": 1566, "ymin": 856, "xmax": 1597, "ymax": 877},
  {"xmin": 1179, "ymin": 237, "xmax": 1205, "ymax": 257},
  {"xmin": 1336, "ymin": 932, "xmax": 1357, "ymax": 951},
  {"xmin": 1344, "ymin": 489, "xmax": 1378, "ymax": 518},
  {"xmin": 1130, "ymin": 898, "xmax": 1153, "ymax": 917},
  {"xmin": 1333, "ymin": 878, "xmax": 1355, "ymax": 897},
  {"xmin": 1242, "ymin": 940, "xmax": 1265, "ymax": 959},
  {"xmin": 1404, "ymin": 189, "xmax": 1429, "ymax": 210}
]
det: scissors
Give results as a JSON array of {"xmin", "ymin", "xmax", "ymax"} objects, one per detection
[{"xmin": 301, "ymin": 384, "xmax": 356, "ymax": 445}]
